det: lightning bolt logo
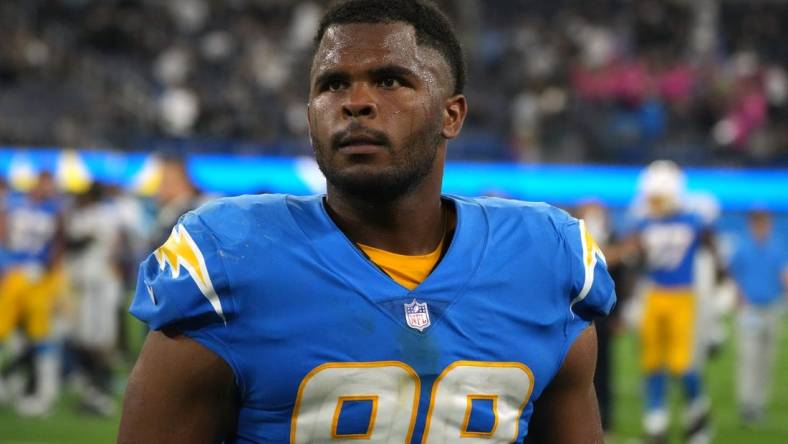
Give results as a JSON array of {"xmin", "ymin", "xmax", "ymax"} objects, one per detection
[
  {"xmin": 154, "ymin": 224, "xmax": 225, "ymax": 323},
  {"xmin": 581, "ymin": 222, "xmax": 607, "ymax": 266},
  {"xmin": 571, "ymin": 219, "xmax": 607, "ymax": 313}
]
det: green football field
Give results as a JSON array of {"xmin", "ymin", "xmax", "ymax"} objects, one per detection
[{"xmin": 0, "ymin": 318, "xmax": 786, "ymax": 444}]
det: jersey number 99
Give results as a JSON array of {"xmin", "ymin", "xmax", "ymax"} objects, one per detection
[{"xmin": 291, "ymin": 361, "xmax": 534, "ymax": 443}]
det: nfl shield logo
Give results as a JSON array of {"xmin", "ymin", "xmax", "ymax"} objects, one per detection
[{"xmin": 404, "ymin": 299, "xmax": 431, "ymax": 332}]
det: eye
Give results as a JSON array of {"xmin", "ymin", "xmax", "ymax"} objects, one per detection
[
  {"xmin": 378, "ymin": 77, "xmax": 402, "ymax": 89},
  {"xmin": 327, "ymin": 80, "xmax": 347, "ymax": 92}
]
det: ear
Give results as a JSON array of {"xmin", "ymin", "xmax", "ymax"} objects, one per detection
[
  {"xmin": 306, "ymin": 102, "xmax": 315, "ymax": 147},
  {"xmin": 306, "ymin": 102, "xmax": 313, "ymax": 131},
  {"xmin": 441, "ymin": 94, "xmax": 467, "ymax": 140}
]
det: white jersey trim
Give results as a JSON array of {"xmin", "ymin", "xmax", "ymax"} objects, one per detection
[{"xmin": 570, "ymin": 219, "xmax": 606, "ymax": 313}]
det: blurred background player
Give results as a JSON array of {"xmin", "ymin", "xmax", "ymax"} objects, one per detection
[
  {"xmin": 0, "ymin": 171, "xmax": 66, "ymax": 416},
  {"xmin": 64, "ymin": 182, "xmax": 124, "ymax": 416},
  {"xmin": 621, "ymin": 160, "xmax": 724, "ymax": 444},
  {"xmin": 728, "ymin": 209, "xmax": 788, "ymax": 425},
  {"xmin": 102, "ymin": 183, "xmax": 148, "ymax": 362}
]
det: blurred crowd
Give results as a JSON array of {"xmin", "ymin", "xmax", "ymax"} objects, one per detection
[{"xmin": 2, "ymin": 0, "xmax": 788, "ymax": 165}]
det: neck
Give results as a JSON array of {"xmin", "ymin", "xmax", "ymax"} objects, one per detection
[{"xmin": 325, "ymin": 173, "xmax": 447, "ymax": 256}]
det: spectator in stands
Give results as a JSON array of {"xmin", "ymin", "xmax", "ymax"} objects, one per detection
[{"xmin": 1, "ymin": 0, "xmax": 788, "ymax": 165}]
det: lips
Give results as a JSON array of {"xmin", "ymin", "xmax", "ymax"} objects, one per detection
[
  {"xmin": 336, "ymin": 133, "xmax": 388, "ymax": 154},
  {"xmin": 338, "ymin": 143, "xmax": 385, "ymax": 155}
]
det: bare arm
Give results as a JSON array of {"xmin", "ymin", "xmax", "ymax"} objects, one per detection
[
  {"xmin": 118, "ymin": 329, "xmax": 237, "ymax": 444},
  {"xmin": 47, "ymin": 213, "xmax": 66, "ymax": 271},
  {"xmin": 525, "ymin": 326, "xmax": 603, "ymax": 444}
]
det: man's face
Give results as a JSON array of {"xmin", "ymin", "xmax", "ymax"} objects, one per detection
[
  {"xmin": 750, "ymin": 212, "xmax": 772, "ymax": 240},
  {"xmin": 31, "ymin": 174, "xmax": 56, "ymax": 201},
  {"xmin": 308, "ymin": 22, "xmax": 455, "ymax": 201},
  {"xmin": 158, "ymin": 161, "xmax": 193, "ymax": 204},
  {"xmin": 646, "ymin": 194, "xmax": 677, "ymax": 218}
]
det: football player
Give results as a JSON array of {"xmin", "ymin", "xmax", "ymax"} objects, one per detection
[
  {"xmin": 64, "ymin": 182, "xmax": 124, "ymax": 415},
  {"xmin": 119, "ymin": 1, "xmax": 616, "ymax": 442},
  {"xmin": 0, "ymin": 171, "xmax": 66, "ymax": 415},
  {"xmin": 621, "ymin": 160, "xmax": 723, "ymax": 444}
]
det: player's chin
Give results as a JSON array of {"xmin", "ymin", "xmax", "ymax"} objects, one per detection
[
  {"xmin": 331, "ymin": 163, "xmax": 396, "ymax": 183},
  {"xmin": 330, "ymin": 153, "xmax": 396, "ymax": 175},
  {"xmin": 327, "ymin": 167, "xmax": 409, "ymax": 200}
]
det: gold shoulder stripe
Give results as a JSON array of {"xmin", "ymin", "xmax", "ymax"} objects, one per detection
[
  {"xmin": 571, "ymin": 219, "xmax": 602, "ymax": 311},
  {"xmin": 154, "ymin": 224, "xmax": 225, "ymax": 323}
]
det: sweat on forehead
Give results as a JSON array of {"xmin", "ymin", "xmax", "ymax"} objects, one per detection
[
  {"xmin": 312, "ymin": 0, "xmax": 465, "ymax": 95},
  {"xmin": 311, "ymin": 22, "xmax": 454, "ymax": 93}
]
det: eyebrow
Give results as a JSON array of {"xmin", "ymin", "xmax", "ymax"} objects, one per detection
[
  {"xmin": 312, "ymin": 69, "xmax": 350, "ymax": 89},
  {"xmin": 368, "ymin": 65, "xmax": 418, "ymax": 81},
  {"xmin": 312, "ymin": 64, "xmax": 419, "ymax": 88}
]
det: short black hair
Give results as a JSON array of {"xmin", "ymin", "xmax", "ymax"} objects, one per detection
[{"xmin": 314, "ymin": 0, "xmax": 466, "ymax": 95}]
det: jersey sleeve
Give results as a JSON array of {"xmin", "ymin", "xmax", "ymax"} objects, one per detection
[
  {"xmin": 129, "ymin": 210, "xmax": 233, "ymax": 332},
  {"xmin": 561, "ymin": 217, "xmax": 617, "ymax": 323}
]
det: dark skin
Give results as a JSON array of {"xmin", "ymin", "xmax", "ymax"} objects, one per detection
[
  {"xmin": 118, "ymin": 330, "xmax": 237, "ymax": 444},
  {"xmin": 309, "ymin": 22, "xmax": 464, "ymax": 254},
  {"xmin": 525, "ymin": 327, "xmax": 604, "ymax": 444},
  {"xmin": 118, "ymin": 22, "xmax": 603, "ymax": 443}
]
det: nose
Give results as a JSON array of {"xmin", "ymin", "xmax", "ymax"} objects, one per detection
[{"xmin": 342, "ymin": 83, "xmax": 378, "ymax": 119}]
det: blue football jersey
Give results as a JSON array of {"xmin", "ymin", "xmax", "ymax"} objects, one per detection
[
  {"xmin": 130, "ymin": 194, "xmax": 615, "ymax": 443},
  {"xmin": 5, "ymin": 193, "xmax": 62, "ymax": 266},
  {"xmin": 636, "ymin": 211, "xmax": 706, "ymax": 287}
]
